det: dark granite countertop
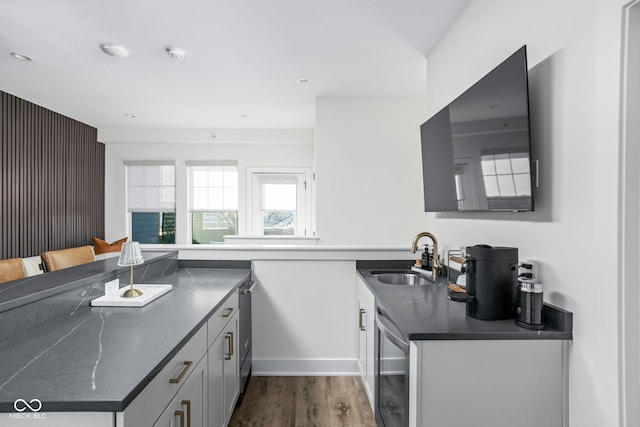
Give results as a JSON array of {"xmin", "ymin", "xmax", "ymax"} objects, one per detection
[
  {"xmin": 0, "ymin": 252, "xmax": 176, "ymax": 314},
  {"xmin": 0, "ymin": 267, "xmax": 251, "ymax": 413},
  {"xmin": 356, "ymin": 260, "xmax": 572, "ymax": 341}
]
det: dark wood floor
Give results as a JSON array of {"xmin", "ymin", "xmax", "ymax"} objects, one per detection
[{"xmin": 230, "ymin": 376, "xmax": 376, "ymax": 427}]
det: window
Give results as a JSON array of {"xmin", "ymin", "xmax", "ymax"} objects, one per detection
[
  {"xmin": 249, "ymin": 170, "xmax": 310, "ymax": 236},
  {"xmin": 188, "ymin": 163, "xmax": 238, "ymax": 244},
  {"xmin": 262, "ymin": 181, "xmax": 297, "ymax": 235},
  {"xmin": 126, "ymin": 163, "xmax": 176, "ymax": 244}
]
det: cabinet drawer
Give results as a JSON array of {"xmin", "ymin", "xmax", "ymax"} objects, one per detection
[
  {"xmin": 153, "ymin": 356, "xmax": 208, "ymax": 427},
  {"xmin": 121, "ymin": 325, "xmax": 207, "ymax": 426},
  {"xmin": 208, "ymin": 292, "xmax": 239, "ymax": 347}
]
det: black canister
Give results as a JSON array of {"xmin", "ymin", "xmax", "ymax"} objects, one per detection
[{"xmin": 515, "ymin": 278, "xmax": 544, "ymax": 330}]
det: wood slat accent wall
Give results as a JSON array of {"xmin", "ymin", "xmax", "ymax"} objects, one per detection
[{"xmin": 0, "ymin": 90, "xmax": 104, "ymax": 259}]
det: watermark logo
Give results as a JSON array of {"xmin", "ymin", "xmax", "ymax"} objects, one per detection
[
  {"xmin": 8, "ymin": 399, "xmax": 46, "ymax": 420},
  {"xmin": 13, "ymin": 398, "xmax": 42, "ymax": 412}
]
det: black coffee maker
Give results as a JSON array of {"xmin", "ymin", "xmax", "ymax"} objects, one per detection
[{"xmin": 459, "ymin": 245, "xmax": 518, "ymax": 320}]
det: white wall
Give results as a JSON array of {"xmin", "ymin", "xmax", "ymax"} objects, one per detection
[
  {"xmin": 314, "ymin": 97, "xmax": 428, "ymax": 246},
  {"xmin": 620, "ymin": 3, "xmax": 640, "ymax": 425},
  {"xmin": 103, "ymin": 136, "xmax": 314, "ymax": 242},
  {"xmin": 424, "ymin": 1, "xmax": 625, "ymax": 426},
  {"xmin": 251, "ymin": 260, "xmax": 358, "ymax": 375}
]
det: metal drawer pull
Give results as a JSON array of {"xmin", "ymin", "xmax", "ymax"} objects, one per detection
[
  {"xmin": 222, "ymin": 307, "xmax": 234, "ymax": 318},
  {"xmin": 225, "ymin": 332, "xmax": 233, "ymax": 360},
  {"xmin": 181, "ymin": 400, "xmax": 191, "ymax": 427},
  {"xmin": 240, "ymin": 281, "xmax": 258, "ymax": 294},
  {"xmin": 170, "ymin": 361, "xmax": 193, "ymax": 384},
  {"xmin": 359, "ymin": 308, "xmax": 366, "ymax": 331},
  {"xmin": 175, "ymin": 410, "xmax": 185, "ymax": 427}
]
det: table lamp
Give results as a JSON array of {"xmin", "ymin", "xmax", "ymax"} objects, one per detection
[{"xmin": 117, "ymin": 241, "xmax": 144, "ymax": 298}]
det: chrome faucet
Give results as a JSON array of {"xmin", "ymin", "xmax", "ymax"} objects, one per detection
[{"xmin": 411, "ymin": 232, "xmax": 440, "ymax": 278}]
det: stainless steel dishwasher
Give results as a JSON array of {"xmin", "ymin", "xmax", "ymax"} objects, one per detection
[
  {"xmin": 375, "ymin": 306, "xmax": 410, "ymax": 427},
  {"xmin": 237, "ymin": 280, "xmax": 257, "ymax": 405}
]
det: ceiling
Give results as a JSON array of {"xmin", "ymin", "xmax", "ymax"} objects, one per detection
[{"xmin": 0, "ymin": 0, "xmax": 468, "ymax": 130}]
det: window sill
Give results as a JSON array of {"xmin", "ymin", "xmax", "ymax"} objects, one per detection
[
  {"xmin": 222, "ymin": 235, "xmax": 319, "ymax": 246},
  {"xmin": 138, "ymin": 244, "xmax": 412, "ymax": 262}
]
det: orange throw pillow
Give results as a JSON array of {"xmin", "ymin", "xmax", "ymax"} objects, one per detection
[{"xmin": 93, "ymin": 237, "xmax": 128, "ymax": 254}]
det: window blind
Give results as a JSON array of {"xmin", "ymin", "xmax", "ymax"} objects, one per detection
[{"xmin": 126, "ymin": 164, "xmax": 176, "ymax": 212}]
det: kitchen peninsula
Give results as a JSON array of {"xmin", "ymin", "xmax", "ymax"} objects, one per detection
[{"xmin": 0, "ymin": 252, "xmax": 250, "ymax": 426}]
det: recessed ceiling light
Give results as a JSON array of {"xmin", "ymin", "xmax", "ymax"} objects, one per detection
[
  {"xmin": 11, "ymin": 52, "xmax": 34, "ymax": 62},
  {"xmin": 238, "ymin": 113, "xmax": 248, "ymax": 118},
  {"xmin": 296, "ymin": 76, "xmax": 310, "ymax": 83},
  {"xmin": 166, "ymin": 47, "xmax": 186, "ymax": 60},
  {"xmin": 100, "ymin": 44, "xmax": 129, "ymax": 58},
  {"xmin": 124, "ymin": 113, "xmax": 136, "ymax": 119}
]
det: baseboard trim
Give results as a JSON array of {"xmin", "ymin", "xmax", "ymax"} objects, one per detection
[{"xmin": 252, "ymin": 359, "xmax": 359, "ymax": 376}]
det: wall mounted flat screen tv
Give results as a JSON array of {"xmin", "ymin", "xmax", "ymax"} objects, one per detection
[{"xmin": 420, "ymin": 46, "xmax": 534, "ymax": 212}]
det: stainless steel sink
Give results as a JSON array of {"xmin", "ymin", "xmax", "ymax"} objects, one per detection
[{"xmin": 371, "ymin": 270, "xmax": 434, "ymax": 286}]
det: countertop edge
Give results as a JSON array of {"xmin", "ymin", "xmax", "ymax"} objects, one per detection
[{"xmin": 407, "ymin": 331, "xmax": 574, "ymax": 341}]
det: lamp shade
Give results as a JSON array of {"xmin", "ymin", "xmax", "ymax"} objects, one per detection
[{"xmin": 117, "ymin": 241, "xmax": 144, "ymax": 267}]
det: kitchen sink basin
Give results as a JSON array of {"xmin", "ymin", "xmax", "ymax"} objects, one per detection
[{"xmin": 371, "ymin": 270, "xmax": 434, "ymax": 286}]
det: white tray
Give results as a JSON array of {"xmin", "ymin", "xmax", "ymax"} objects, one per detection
[{"xmin": 91, "ymin": 284, "xmax": 173, "ymax": 307}]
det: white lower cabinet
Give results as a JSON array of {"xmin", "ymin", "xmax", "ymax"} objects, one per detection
[
  {"xmin": 119, "ymin": 325, "xmax": 208, "ymax": 426},
  {"xmin": 223, "ymin": 310, "xmax": 240, "ymax": 424},
  {"xmin": 154, "ymin": 355, "xmax": 208, "ymax": 427},
  {"xmin": 208, "ymin": 328, "xmax": 225, "ymax": 427},
  {"xmin": 117, "ymin": 292, "xmax": 240, "ymax": 427},
  {"xmin": 409, "ymin": 339, "xmax": 569, "ymax": 427},
  {"xmin": 208, "ymin": 309, "xmax": 240, "ymax": 427},
  {"xmin": 356, "ymin": 276, "xmax": 375, "ymax": 409}
]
